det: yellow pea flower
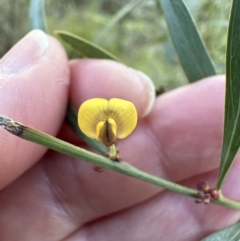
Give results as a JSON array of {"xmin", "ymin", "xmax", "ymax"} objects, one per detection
[{"xmin": 78, "ymin": 98, "xmax": 138, "ymax": 146}]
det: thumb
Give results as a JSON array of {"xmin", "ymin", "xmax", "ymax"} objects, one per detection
[{"xmin": 0, "ymin": 30, "xmax": 69, "ymax": 190}]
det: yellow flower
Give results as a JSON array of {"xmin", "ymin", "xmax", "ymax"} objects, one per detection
[{"xmin": 78, "ymin": 98, "xmax": 138, "ymax": 146}]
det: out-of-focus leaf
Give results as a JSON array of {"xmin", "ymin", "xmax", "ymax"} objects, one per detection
[
  {"xmin": 55, "ymin": 30, "xmax": 120, "ymax": 61},
  {"xmin": 29, "ymin": 0, "xmax": 48, "ymax": 32},
  {"xmin": 66, "ymin": 105, "xmax": 107, "ymax": 156},
  {"xmin": 217, "ymin": 0, "xmax": 240, "ymax": 188},
  {"xmin": 201, "ymin": 220, "xmax": 240, "ymax": 241},
  {"xmin": 94, "ymin": 0, "xmax": 145, "ymax": 44},
  {"xmin": 157, "ymin": 0, "xmax": 216, "ymax": 82}
]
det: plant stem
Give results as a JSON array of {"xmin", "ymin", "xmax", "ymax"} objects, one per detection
[
  {"xmin": 1, "ymin": 115, "xmax": 240, "ymax": 209},
  {"xmin": 109, "ymin": 144, "xmax": 116, "ymax": 156},
  {"xmin": 214, "ymin": 195, "xmax": 240, "ymax": 210},
  {"xmin": 109, "ymin": 144, "xmax": 118, "ymax": 160}
]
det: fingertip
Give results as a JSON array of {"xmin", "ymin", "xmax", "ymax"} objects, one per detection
[{"xmin": 128, "ymin": 68, "xmax": 155, "ymax": 117}]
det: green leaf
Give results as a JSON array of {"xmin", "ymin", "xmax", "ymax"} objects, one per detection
[
  {"xmin": 217, "ymin": 0, "xmax": 240, "ymax": 189},
  {"xmin": 201, "ymin": 220, "xmax": 240, "ymax": 241},
  {"xmin": 94, "ymin": 0, "xmax": 145, "ymax": 44},
  {"xmin": 65, "ymin": 105, "xmax": 107, "ymax": 156},
  {"xmin": 157, "ymin": 0, "xmax": 216, "ymax": 82},
  {"xmin": 55, "ymin": 30, "xmax": 120, "ymax": 61},
  {"xmin": 29, "ymin": 0, "xmax": 48, "ymax": 32}
]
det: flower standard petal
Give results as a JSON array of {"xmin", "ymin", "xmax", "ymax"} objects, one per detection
[
  {"xmin": 107, "ymin": 98, "xmax": 138, "ymax": 139},
  {"xmin": 78, "ymin": 98, "xmax": 108, "ymax": 139}
]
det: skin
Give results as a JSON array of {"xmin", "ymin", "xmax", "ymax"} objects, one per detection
[{"xmin": 0, "ymin": 30, "xmax": 240, "ymax": 241}]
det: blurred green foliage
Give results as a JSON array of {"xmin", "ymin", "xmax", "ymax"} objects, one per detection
[
  {"xmin": 0, "ymin": 0, "xmax": 230, "ymax": 89},
  {"xmin": 0, "ymin": 0, "xmax": 29, "ymax": 57}
]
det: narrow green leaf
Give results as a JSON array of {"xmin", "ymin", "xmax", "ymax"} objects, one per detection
[
  {"xmin": 157, "ymin": 0, "xmax": 216, "ymax": 82},
  {"xmin": 94, "ymin": 0, "xmax": 145, "ymax": 44},
  {"xmin": 217, "ymin": 0, "xmax": 240, "ymax": 188},
  {"xmin": 55, "ymin": 30, "xmax": 120, "ymax": 61},
  {"xmin": 66, "ymin": 105, "xmax": 107, "ymax": 156},
  {"xmin": 29, "ymin": 0, "xmax": 48, "ymax": 32},
  {"xmin": 202, "ymin": 220, "xmax": 240, "ymax": 241}
]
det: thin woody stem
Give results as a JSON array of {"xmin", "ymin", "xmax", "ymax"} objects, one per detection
[{"xmin": 1, "ymin": 115, "xmax": 240, "ymax": 210}]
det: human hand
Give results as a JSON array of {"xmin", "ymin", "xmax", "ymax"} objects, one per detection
[{"xmin": 0, "ymin": 30, "xmax": 239, "ymax": 241}]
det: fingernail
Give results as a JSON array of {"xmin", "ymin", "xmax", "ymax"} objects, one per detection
[
  {"xmin": 130, "ymin": 68, "xmax": 156, "ymax": 117},
  {"xmin": 0, "ymin": 30, "xmax": 49, "ymax": 75}
]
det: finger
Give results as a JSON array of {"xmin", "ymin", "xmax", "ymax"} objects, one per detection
[
  {"xmin": 69, "ymin": 59, "xmax": 156, "ymax": 118},
  {"xmin": 144, "ymin": 75, "xmax": 225, "ymax": 180},
  {"xmin": 0, "ymin": 30, "xmax": 69, "ymax": 190},
  {"xmin": 66, "ymin": 162, "xmax": 240, "ymax": 241}
]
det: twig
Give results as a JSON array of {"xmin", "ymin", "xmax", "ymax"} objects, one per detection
[{"xmin": 1, "ymin": 115, "xmax": 240, "ymax": 209}]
